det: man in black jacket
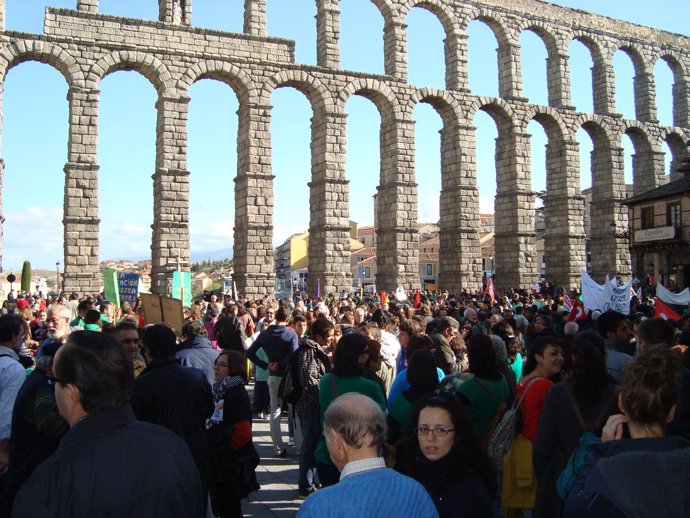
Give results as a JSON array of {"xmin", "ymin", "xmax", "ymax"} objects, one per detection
[
  {"xmin": 131, "ymin": 324, "xmax": 214, "ymax": 510},
  {"xmin": 11, "ymin": 331, "xmax": 204, "ymax": 518}
]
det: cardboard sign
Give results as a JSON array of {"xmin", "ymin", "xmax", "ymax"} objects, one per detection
[{"xmin": 140, "ymin": 293, "xmax": 184, "ymax": 336}]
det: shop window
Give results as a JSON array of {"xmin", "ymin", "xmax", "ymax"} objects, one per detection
[
  {"xmin": 668, "ymin": 203, "xmax": 681, "ymax": 228},
  {"xmin": 641, "ymin": 207, "xmax": 654, "ymax": 229}
]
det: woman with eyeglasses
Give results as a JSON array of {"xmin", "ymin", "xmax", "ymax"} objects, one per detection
[
  {"xmin": 396, "ymin": 393, "xmax": 495, "ymax": 518},
  {"xmin": 207, "ymin": 350, "xmax": 259, "ymax": 518}
]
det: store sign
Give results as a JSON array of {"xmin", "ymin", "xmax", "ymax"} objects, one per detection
[{"xmin": 635, "ymin": 226, "xmax": 676, "ymax": 243}]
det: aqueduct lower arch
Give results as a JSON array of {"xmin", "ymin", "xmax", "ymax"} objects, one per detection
[{"xmin": 0, "ymin": 0, "xmax": 688, "ymax": 296}]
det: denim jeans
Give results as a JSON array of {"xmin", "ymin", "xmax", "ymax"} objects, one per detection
[
  {"xmin": 296, "ymin": 407, "xmax": 321, "ymax": 491},
  {"xmin": 267, "ymin": 375, "xmax": 285, "ymax": 454}
]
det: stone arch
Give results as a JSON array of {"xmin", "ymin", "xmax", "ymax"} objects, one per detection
[
  {"xmin": 568, "ymin": 32, "xmax": 612, "ymax": 115},
  {"xmin": 177, "ymin": 60, "xmax": 257, "ymax": 103},
  {"xmin": 0, "ymin": 40, "xmax": 82, "ymax": 88},
  {"xmin": 337, "ymin": 78, "xmax": 401, "ymax": 122},
  {"xmin": 515, "ymin": 20, "xmax": 559, "ymax": 56},
  {"xmin": 467, "ymin": 96, "xmax": 516, "ymax": 129},
  {"xmin": 459, "ymin": 9, "xmax": 511, "ymax": 46},
  {"xmin": 400, "ymin": 0, "xmax": 457, "ymax": 36},
  {"xmin": 86, "ymin": 50, "xmax": 173, "ymax": 94},
  {"xmin": 408, "ymin": 87, "xmax": 460, "ymax": 129},
  {"xmin": 368, "ymin": 0, "xmax": 397, "ymax": 21},
  {"xmin": 652, "ymin": 51, "xmax": 689, "ymax": 128},
  {"xmin": 260, "ymin": 69, "xmax": 332, "ymax": 115},
  {"xmin": 615, "ymin": 44, "xmax": 647, "ymax": 76},
  {"xmin": 522, "ymin": 105, "xmax": 569, "ymax": 142},
  {"xmin": 620, "ymin": 120, "xmax": 659, "ymax": 192},
  {"xmin": 660, "ymin": 129, "xmax": 689, "ymax": 178}
]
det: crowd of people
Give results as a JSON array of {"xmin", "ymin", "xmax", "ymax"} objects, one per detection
[{"xmin": 0, "ymin": 283, "xmax": 689, "ymax": 517}]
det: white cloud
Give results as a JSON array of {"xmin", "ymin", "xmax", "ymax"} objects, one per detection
[
  {"xmin": 190, "ymin": 219, "xmax": 234, "ymax": 252},
  {"xmin": 3, "ymin": 205, "xmax": 63, "ymax": 270},
  {"xmin": 418, "ymin": 195, "xmax": 440, "ymax": 223}
]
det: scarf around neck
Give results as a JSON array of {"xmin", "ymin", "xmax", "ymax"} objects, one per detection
[{"xmin": 212, "ymin": 375, "xmax": 243, "ymax": 402}]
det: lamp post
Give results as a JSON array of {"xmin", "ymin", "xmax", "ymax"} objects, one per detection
[{"xmin": 55, "ymin": 261, "xmax": 60, "ymax": 292}]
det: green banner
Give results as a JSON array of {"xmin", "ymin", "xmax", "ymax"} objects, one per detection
[
  {"xmin": 103, "ymin": 267, "xmax": 120, "ymax": 308},
  {"xmin": 172, "ymin": 271, "xmax": 192, "ymax": 307}
]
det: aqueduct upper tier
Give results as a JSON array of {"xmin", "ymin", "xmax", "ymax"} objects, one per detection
[{"xmin": 0, "ymin": 0, "xmax": 688, "ymax": 296}]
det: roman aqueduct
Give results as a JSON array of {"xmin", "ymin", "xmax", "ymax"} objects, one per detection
[{"xmin": 0, "ymin": 0, "xmax": 688, "ymax": 296}]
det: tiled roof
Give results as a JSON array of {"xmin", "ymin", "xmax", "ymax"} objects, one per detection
[{"xmin": 624, "ymin": 177, "xmax": 690, "ymax": 204}]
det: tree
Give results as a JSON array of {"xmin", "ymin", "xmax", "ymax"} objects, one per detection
[{"xmin": 20, "ymin": 260, "xmax": 32, "ymax": 292}]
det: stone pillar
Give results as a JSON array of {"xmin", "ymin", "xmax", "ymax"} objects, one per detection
[
  {"xmin": 498, "ymin": 43, "xmax": 525, "ymax": 101},
  {"xmin": 159, "ymin": 0, "xmax": 192, "ymax": 26},
  {"xmin": 543, "ymin": 139, "xmax": 586, "ymax": 289},
  {"xmin": 234, "ymin": 102, "xmax": 274, "ymax": 297},
  {"xmin": 672, "ymin": 78, "xmax": 689, "ymax": 128},
  {"xmin": 376, "ymin": 118, "xmax": 418, "ymax": 292},
  {"xmin": 445, "ymin": 32, "xmax": 467, "ymax": 91},
  {"xmin": 633, "ymin": 150, "xmax": 665, "ymax": 195},
  {"xmin": 634, "ymin": 71, "xmax": 657, "ymax": 122},
  {"xmin": 438, "ymin": 124, "xmax": 482, "ymax": 291},
  {"xmin": 244, "ymin": 0, "xmax": 267, "ymax": 37},
  {"xmin": 150, "ymin": 95, "xmax": 191, "ymax": 296},
  {"xmin": 494, "ymin": 130, "xmax": 536, "ymax": 290},
  {"xmin": 547, "ymin": 51, "xmax": 573, "ymax": 109},
  {"xmin": 62, "ymin": 87, "xmax": 101, "ymax": 294},
  {"xmin": 592, "ymin": 56, "xmax": 616, "ymax": 115},
  {"xmin": 589, "ymin": 145, "xmax": 630, "ymax": 281},
  {"xmin": 316, "ymin": 1, "xmax": 340, "ymax": 69},
  {"xmin": 77, "ymin": 0, "xmax": 98, "ymax": 14},
  {"xmin": 384, "ymin": 19, "xmax": 407, "ymax": 81},
  {"xmin": 308, "ymin": 110, "xmax": 351, "ymax": 296}
]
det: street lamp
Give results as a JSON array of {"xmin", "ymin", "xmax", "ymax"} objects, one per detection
[{"xmin": 55, "ymin": 261, "xmax": 60, "ymax": 292}]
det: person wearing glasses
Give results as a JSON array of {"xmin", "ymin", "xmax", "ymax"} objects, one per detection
[
  {"xmin": 297, "ymin": 393, "xmax": 438, "ymax": 518},
  {"xmin": 11, "ymin": 331, "xmax": 204, "ymax": 518},
  {"xmin": 395, "ymin": 393, "xmax": 495, "ymax": 518}
]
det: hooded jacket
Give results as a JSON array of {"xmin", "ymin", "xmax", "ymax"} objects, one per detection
[{"xmin": 246, "ymin": 324, "xmax": 299, "ymax": 377}]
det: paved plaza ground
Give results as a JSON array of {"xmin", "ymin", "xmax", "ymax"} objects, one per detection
[{"xmin": 240, "ymin": 386, "xmax": 302, "ymax": 518}]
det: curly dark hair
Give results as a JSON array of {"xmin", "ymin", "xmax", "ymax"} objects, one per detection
[
  {"xmin": 396, "ymin": 393, "xmax": 496, "ymax": 496},
  {"xmin": 332, "ymin": 333, "xmax": 368, "ymax": 377}
]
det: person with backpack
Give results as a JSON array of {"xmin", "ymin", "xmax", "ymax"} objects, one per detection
[
  {"xmin": 532, "ymin": 331, "xmax": 618, "ymax": 518},
  {"xmin": 503, "ymin": 336, "xmax": 564, "ymax": 515},
  {"xmin": 294, "ymin": 316, "xmax": 333, "ymax": 498}
]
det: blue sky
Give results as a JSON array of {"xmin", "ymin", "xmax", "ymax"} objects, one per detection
[{"xmin": 1, "ymin": 0, "xmax": 687, "ymax": 270}]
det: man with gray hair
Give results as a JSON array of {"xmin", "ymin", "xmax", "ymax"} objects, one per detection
[
  {"xmin": 430, "ymin": 316, "xmax": 462, "ymax": 375},
  {"xmin": 297, "ymin": 393, "xmax": 438, "ymax": 518}
]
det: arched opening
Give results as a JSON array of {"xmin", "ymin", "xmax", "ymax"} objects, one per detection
[
  {"xmin": 612, "ymin": 49, "xmax": 637, "ymax": 120},
  {"xmin": 519, "ymin": 30, "xmax": 549, "ymax": 106},
  {"xmin": 466, "ymin": 19, "xmax": 499, "ymax": 97},
  {"xmin": 187, "ymin": 79, "xmax": 238, "ymax": 262},
  {"xmin": 2, "ymin": 61, "xmax": 68, "ymax": 271},
  {"xmin": 665, "ymin": 132, "xmax": 687, "ymax": 179},
  {"xmin": 345, "ymin": 95, "xmax": 380, "ymax": 291},
  {"xmin": 569, "ymin": 38, "xmax": 595, "ymax": 114},
  {"xmin": 406, "ymin": 5, "xmax": 445, "ymax": 88},
  {"xmin": 413, "ymin": 103, "xmax": 442, "ymax": 224},
  {"xmin": 98, "ymin": 71, "xmax": 156, "ymax": 263},
  {"xmin": 267, "ymin": 0, "xmax": 316, "ymax": 65},
  {"xmin": 340, "ymin": 0, "xmax": 384, "ymax": 74},
  {"xmin": 527, "ymin": 119, "xmax": 547, "ymax": 278},
  {"xmin": 654, "ymin": 57, "xmax": 675, "ymax": 127},
  {"xmin": 191, "ymin": 0, "xmax": 243, "ymax": 32}
]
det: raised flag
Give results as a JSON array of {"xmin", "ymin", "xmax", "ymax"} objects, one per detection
[
  {"xmin": 562, "ymin": 291, "xmax": 573, "ymax": 312},
  {"xmin": 567, "ymin": 299, "xmax": 588, "ymax": 322},
  {"xmin": 414, "ymin": 289, "xmax": 421, "ymax": 309},
  {"xmin": 654, "ymin": 298, "xmax": 682, "ymax": 321},
  {"xmin": 316, "ymin": 278, "xmax": 321, "ymax": 299},
  {"xmin": 486, "ymin": 278, "xmax": 495, "ymax": 304}
]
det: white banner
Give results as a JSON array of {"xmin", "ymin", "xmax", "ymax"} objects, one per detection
[
  {"xmin": 656, "ymin": 283, "xmax": 690, "ymax": 306},
  {"xmin": 581, "ymin": 270, "xmax": 605, "ymax": 311},
  {"xmin": 581, "ymin": 271, "xmax": 632, "ymax": 314}
]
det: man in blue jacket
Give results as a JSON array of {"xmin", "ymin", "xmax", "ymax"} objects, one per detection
[{"xmin": 247, "ymin": 304, "xmax": 298, "ymax": 456}]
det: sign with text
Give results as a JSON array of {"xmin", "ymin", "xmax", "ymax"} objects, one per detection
[
  {"xmin": 635, "ymin": 226, "xmax": 676, "ymax": 243},
  {"xmin": 172, "ymin": 271, "xmax": 192, "ymax": 307},
  {"xmin": 117, "ymin": 272, "xmax": 140, "ymax": 306}
]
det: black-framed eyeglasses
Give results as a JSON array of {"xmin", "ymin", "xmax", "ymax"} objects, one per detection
[
  {"xmin": 46, "ymin": 373, "xmax": 64, "ymax": 385},
  {"xmin": 416, "ymin": 426, "xmax": 455, "ymax": 437}
]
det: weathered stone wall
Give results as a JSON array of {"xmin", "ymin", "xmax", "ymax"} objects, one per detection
[{"xmin": 0, "ymin": 0, "xmax": 688, "ymax": 296}]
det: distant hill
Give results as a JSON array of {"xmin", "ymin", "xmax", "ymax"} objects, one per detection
[{"xmin": 106, "ymin": 248, "xmax": 233, "ymax": 264}]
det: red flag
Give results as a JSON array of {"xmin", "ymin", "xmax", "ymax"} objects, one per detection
[
  {"xmin": 414, "ymin": 289, "xmax": 421, "ymax": 309},
  {"xmin": 567, "ymin": 300, "xmax": 588, "ymax": 322},
  {"xmin": 485, "ymin": 278, "xmax": 495, "ymax": 304},
  {"xmin": 380, "ymin": 291, "xmax": 388, "ymax": 306},
  {"xmin": 654, "ymin": 298, "xmax": 682, "ymax": 321}
]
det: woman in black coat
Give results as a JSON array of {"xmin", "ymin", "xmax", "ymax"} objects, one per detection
[
  {"xmin": 207, "ymin": 350, "xmax": 258, "ymax": 518},
  {"xmin": 396, "ymin": 393, "xmax": 495, "ymax": 518}
]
